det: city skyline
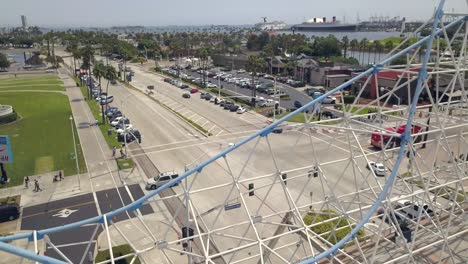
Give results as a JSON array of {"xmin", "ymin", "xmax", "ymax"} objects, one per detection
[{"xmin": 0, "ymin": 0, "xmax": 466, "ymax": 27}]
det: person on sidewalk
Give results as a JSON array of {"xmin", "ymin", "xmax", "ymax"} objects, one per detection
[
  {"xmin": 33, "ymin": 179, "xmax": 42, "ymax": 192},
  {"xmin": 59, "ymin": 171, "xmax": 64, "ymax": 181},
  {"xmin": 112, "ymin": 147, "xmax": 116, "ymax": 158},
  {"xmin": 24, "ymin": 176, "xmax": 29, "ymax": 189},
  {"xmin": 120, "ymin": 148, "xmax": 125, "ymax": 158}
]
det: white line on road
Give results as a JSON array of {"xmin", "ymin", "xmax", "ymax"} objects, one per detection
[{"xmin": 208, "ymin": 125, "xmax": 217, "ymax": 132}]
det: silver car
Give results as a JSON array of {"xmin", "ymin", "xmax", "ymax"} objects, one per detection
[{"xmin": 146, "ymin": 171, "xmax": 179, "ymax": 190}]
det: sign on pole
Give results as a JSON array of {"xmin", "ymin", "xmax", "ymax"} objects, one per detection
[{"xmin": 0, "ymin": 135, "xmax": 13, "ymax": 163}]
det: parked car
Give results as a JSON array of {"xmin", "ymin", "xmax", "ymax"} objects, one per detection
[
  {"xmin": 367, "ymin": 161, "xmax": 387, "ymax": 177},
  {"xmin": 229, "ymin": 105, "xmax": 239, "ymax": 112},
  {"xmin": 204, "ymin": 94, "xmax": 213, "ymax": 100},
  {"xmin": 145, "ymin": 171, "xmax": 179, "ymax": 190},
  {"xmin": 322, "ymin": 96, "xmax": 337, "ymax": 104},
  {"xmin": 209, "ymin": 97, "xmax": 216, "ymax": 103},
  {"xmin": 105, "ymin": 107, "xmax": 119, "ymax": 117},
  {"xmin": 109, "ymin": 111, "xmax": 123, "ymax": 122},
  {"xmin": 117, "ymin": 129, "xmax": 141, "ymax": 143},
  {"xmin": 100, "ymin": 95, "xmax": 114, "ymax": 105},
  {"xmin": 182, "ymin": 93, "xmax": 191, "ymax": 98},
  {"xmin": 237, "ymin": 107, "xmax": 246, "ymax": 114},
  {"xmin": 111, "ymin": 117, "xmax": 130, "ymax": 127},
  {"xmin": 115, "ymin": 124, "xmax": 133, "ymax": 134},
  {"xmin": 200, "ymin": 92, "xmax": 207, "ymax": 99},
  {"xmin": 322, "ymin": 111, "xmax": 337, "ymax": 119},
  {"xmin": 294, "ymin": 100, "xmax": 303, "ymax": 108},
  {"xmin": 190, "ymin": 88, "xmax": 199, "ymax": 94},
  {"xmin": 223, "ymin": 102, "xmax": 234, "ymax": 110},
  {"xmin": 272, "ymin": 127, "xmax": 283, "ymax": 134},
  {"xmin": 0, "ymin": 204, "xmax": 20, "ymax": 222},
  {"xmin": 394, "ymin": 200, "xmax": 438, "ymax": 220}
]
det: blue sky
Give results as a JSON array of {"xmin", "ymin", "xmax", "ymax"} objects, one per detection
[{"xmin": 0, "ymin": 0, "xmax": 466, "ymax": 27}]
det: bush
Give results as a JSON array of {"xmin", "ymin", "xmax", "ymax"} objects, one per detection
[
  {"xmin": 0, "ymin": 111, "xmax": 18, "ymax": 125},
  {"xmin": 343, "ymin": 95, "xmax": 355, "ymax": 104}
]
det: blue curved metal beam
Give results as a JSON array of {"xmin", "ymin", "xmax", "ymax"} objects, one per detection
[{"xmin": 1, "ymin": 4, "xmax": 465, "ymax": 263}]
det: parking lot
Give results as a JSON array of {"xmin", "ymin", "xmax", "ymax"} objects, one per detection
[{"xmin": 163, "ymin": 66, "xmax": 313, "ymax": 110}]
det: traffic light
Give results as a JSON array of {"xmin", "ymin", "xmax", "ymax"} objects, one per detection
[{"xmin": 248, "ymin": 183, "xmax": 254, "ymax": 196}]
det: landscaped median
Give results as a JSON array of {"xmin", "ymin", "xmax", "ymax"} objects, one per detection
[
  {"xmin": 74, "ymin": 77, "xmax": 134, "ymax": 169},
  {"xmin": 303, "ymin": 209, "xmax": 365, "ymax": 245}
]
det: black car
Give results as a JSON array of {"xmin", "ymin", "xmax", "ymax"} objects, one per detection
[
  {"xmin": 105, "ymin": 107, "xmax": 119, "ymax": 116},
  {"xmin": 272, "ymin": 127, "xmax": 283, "ymax": 134},
  {"xmin": 180, "ymin": 84, "xmax": 189, "ymax": 89},
  {"xmin": 182, "ymin": 93, "xmax": 191, "ymax": 98},
  {"xmin": 229, "ymin": 105, "xmax": 239, "ymax": 112},
  {"xmin": 0, "ymin": 204, "xmax": 20, "ymax": 222},
  {"xmin": 204, "ymin": 94, "xmax": 212, "ymax": 100},
  {"xmin": 117, "ymin": 129, "xmax": 142, "ymax": 143},
  {"xmin": 223, "ymin": 102, "xmax": 234, "ymax": 110},
  {"xmin": 294, "ymin": 100, "xmax": 303, "ymax": 108},
  {"xmin": 322, "ymin": 111, "xmax": 337, "ymax": 119},
  {"xmin": 109, "ymin": 111, "xmax": 123, "ymax": 121}
]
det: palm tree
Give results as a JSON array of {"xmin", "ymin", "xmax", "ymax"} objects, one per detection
[
  {"xmin": 341, "ymin": 36, "xmax": 350, "ymax": 59},
  {"xmin": 92, "ymin": 62, "xmax": 106, "ymax": 88},
  {"xmin": 71, "ymin": 48, "xmax": 81, "ymax": 75},
  {"xmin": 80, "ymin": 45, "xmax": 94, "ymax": 71},
  {"xmin": 359, "ymin": 39, "xmax": 368, "ymax": 65},
  {"xmin": 385, "ymin": 40, "xmax": 394, "ymax": 52},
  {"xmin": 246, "ymin": 55, "xmax": 266, "ymax": 106},
  {"xmin": 350, "ymin": 39, "xmax": 359, "ymax": 59}
]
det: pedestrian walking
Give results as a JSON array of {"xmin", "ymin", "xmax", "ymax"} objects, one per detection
[
  {"xmin": 120, "ymin": 148, "xmax": 125, "ymax": 158},
  {"xmin": 24, "ymin": 176, "xmax": 29, "ymax": 189},
  {"xmin": 33, "ymin": 179, "xmax": 42, "ymax": 192},
  {"xmin": 59, "ymin": 171, "xmax": 64, "ymax": 181},
  {"xmin": 112, "ymin": 147, "xmax": 116, "ymax": 157}
]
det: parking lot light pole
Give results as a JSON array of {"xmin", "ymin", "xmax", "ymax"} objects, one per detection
[{"xmin": 69, "ymin": 116, "xmax": 81, "ymax": 190}]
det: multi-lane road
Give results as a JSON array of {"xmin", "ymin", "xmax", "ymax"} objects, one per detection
[{"xmin": 46, "ymin": 50, "xmax": 467, "ymax": 263}]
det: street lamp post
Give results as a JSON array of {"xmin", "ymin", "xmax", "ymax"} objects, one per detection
[{"xmin": 69, "ymin": 116, "xmax": 80, "ymax": 190}]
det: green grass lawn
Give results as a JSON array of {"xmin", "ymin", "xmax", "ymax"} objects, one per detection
[
  {"xmin": 95, "ymin": 244, "xmax": 140, "ymax": 264},
  {"xmin": 277, "ymin": 111, "xmax": 319, "ymax": 123},
  {"xmin": 0, "ymin": 76, "xmax": 64, "ymax": 91},
  {"xmin": 304, "ymin": 210, "xmax": 365, "ymax": 245},
  {"xmin": 0, "ymin": 92, "xmax": 86, "ymax": 186}
]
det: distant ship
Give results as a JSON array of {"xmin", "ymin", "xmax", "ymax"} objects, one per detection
[
  {"xmin": 255, "ymin": 17, "xmax": 287, "ymax": 31},
  {"xmin": 291, "ymin": 16, "xmax": 358, "ymax": 32}
]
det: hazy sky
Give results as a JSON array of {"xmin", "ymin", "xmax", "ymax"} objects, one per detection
[{"xmin": 0, "ymin": 0, "xmax": 466, "ymax": 27}]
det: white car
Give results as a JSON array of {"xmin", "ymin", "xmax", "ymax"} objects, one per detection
[
  {"xmin": 237, "ymin": 107, "xmax": 246, "ymax": 114},
  {"xmin": 367, "ymin": 161, "xmax": 387, "ymax": 176},
  {"xmin": 206, "ymin": 83, "xmax": 217, "ymax": 88},
  {"xmin": 115, "ymin": 124, "xmax": 133, "ymax": 134},
  {"xmin": 322, "ymin": 96, "xmax": 337, "ymax": 104},
  {"xmin": 237, "ymin": 69, "xmax": 246, "ymax": 74},
  {"xmin": 395, "ymin": 199, "xmax": 438, "ymax": 219},
  {"xmin": 110, "ymin": 117, "xmax": 124, "ymax": 127},
  {"xmin": 209, "ymin": 97, "xmax": 216, "ymax": 103},
  {"xmin": 146, "ymin": 171, "xmax": 179, "ymax": 190}
]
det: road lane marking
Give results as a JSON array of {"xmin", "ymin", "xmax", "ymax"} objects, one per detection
[{"xmin": 22, "ymin": 201, "xmax": 96, "ymax": 219}]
